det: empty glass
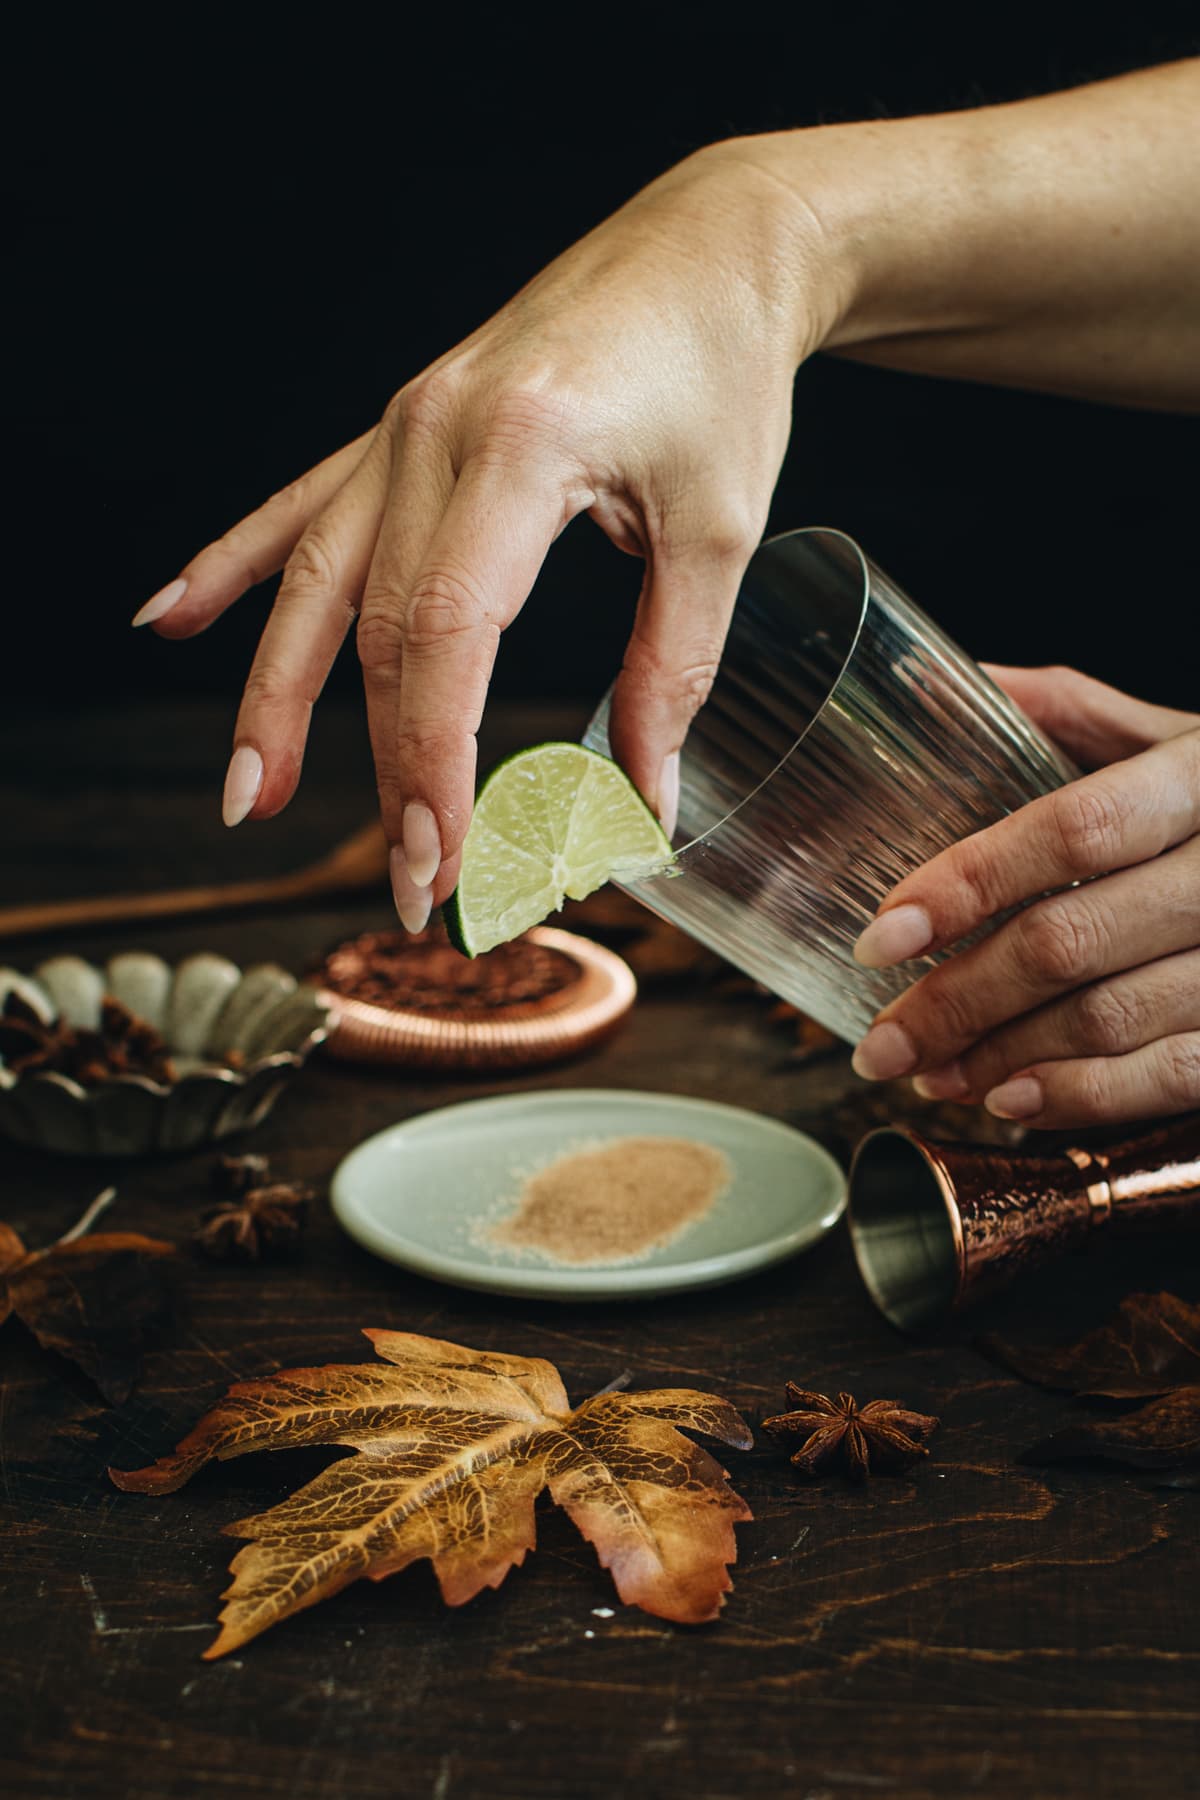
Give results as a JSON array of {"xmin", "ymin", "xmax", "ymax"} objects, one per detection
[{"xmin": 583, "ymin": 527, "xmax": 1076, "ymax": 1043}]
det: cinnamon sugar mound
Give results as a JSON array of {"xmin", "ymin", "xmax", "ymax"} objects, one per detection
[{"xmin": 488, "ymin": 1136, "xmax": 731, "ymax": 1266}]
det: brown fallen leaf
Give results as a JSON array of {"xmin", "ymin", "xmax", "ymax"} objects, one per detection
[
  {"xmin": 111, "ymin": 1331, "xmax": 754, "ymax": 1657},
  {"xmin": 983, "ymin": 1293, "xmax": 1200, "ymax": 1398},
  {"xmin": 1, "ymin": 1189, "xmax": 174, "ymax": 1403},
  {"xmin": 1023, "ymin": 1387, "xmax": 1200, "ymax": 1471}
]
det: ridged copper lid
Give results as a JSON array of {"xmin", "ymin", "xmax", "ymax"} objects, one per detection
[{"xmin": 318, "ymin": 927, "xmax": 636, "ymax": 1071}]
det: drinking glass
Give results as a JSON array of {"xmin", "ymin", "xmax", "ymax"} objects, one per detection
[{"xmin": 583, "ymin": 527, "xmax": 1076, "ymax": 1043}]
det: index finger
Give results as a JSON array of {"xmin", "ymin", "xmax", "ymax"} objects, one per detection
[
  {"xmin": 359, "ymin": 455, "xmax": 574, "ymax": 910},
  {"xmin": 854, "ymin": 729, "xmax": 1200, "ymax": 969}
]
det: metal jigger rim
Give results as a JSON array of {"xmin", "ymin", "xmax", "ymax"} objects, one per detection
[{"xmin": 847, "ymin": 1124, "xmax": 966, "ymax": 1332}]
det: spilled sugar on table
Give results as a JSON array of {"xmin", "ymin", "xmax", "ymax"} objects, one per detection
[{"xmin": 0, "ymin": 699, "xmax": 1197, "ymax": 1800}]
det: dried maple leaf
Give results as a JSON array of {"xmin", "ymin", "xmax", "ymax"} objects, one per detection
[
  {"xmin": 983, "ymin": 1293, "xmax": 1200, "ymax": 1398},
  {"xmin": 1022, "ymin": 1387, "xmax": 1200, "ymax": 1471},
  {"xmin": 111, "ymin": 1331, "xmax": 753, "ymax": 1656},
  {"xmin": 1, "ymin": 1189, "xmax": 174, "ymax": 1403}
]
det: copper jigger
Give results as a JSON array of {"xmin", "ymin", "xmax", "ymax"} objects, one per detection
[{"xmin": 846, "ymin": 1115, "xmax": 1200, "ymax": 1332}]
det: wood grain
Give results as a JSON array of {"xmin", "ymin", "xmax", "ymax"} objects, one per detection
[{"xmin": 0, "ymin": 700, "xmax": 1196, "ymax": 1800}]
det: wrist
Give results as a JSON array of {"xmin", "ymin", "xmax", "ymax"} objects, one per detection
[
  {"xmin": 668, "ymin": 139, "xmax": 859, "ymax": 365},
  {"xmin": 715, "ymin": 114, "xmax": 999, "ymax": 357}
]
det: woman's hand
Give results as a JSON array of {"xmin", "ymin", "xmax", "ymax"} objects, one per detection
[
  {"xmin": 133, "ymin": 60, "xmax": 1198, "ymax": 934},
  {"xmin": 851, "ymin": 667, "xmax": 1200, "ymax": 1129},
  {"xmin": 132, "ymin": 146, "xmax": 835, "ymax": 928}
]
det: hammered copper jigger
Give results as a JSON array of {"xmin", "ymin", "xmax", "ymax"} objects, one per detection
[{"xmin": 846, "ymin": 1116, "xmax": 1200, "ymax": 1332}]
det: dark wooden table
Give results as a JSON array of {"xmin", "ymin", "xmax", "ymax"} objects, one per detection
[{"xmin": 1, "ymin": 700, "xmax": 1196, "ymax": 1800}]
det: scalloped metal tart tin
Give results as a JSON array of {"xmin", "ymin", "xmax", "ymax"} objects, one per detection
[
  {"xmin": 0, "ymin": 952, "xmax": 331, "ymax": 1157},
  {"xmin": 318, "ymin": 926, "xmax": 636, "ymax": 1072}
]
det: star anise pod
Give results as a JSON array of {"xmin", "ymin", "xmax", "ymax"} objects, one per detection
[
  {"xmin": 0, "ymin": 991, "xmax": 74, "ymax": 1074},
  {"xmin": 763, "ymin": 1384, "xmax": 939, "ymax": 1481},
  {"xmin": 0, "ymin": 990, "xmax": 175, "ymax": 1085},
  {"xmin": 194, "ymin": 1182, "xmax": 313, "ymax": 1263}
]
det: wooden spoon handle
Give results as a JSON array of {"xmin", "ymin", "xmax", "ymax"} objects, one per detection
[
  {"xmin": 0, "ymin": 820, "xmax": 391, "ymax": 944},
  {"xmin": 0, "ymin": 872, "xmax": 314, "ymax": 942}
]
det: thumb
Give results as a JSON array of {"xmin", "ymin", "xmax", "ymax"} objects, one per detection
[
  {"xmin": 606, "ymin": 533, "xmax": 750, "ymax": 831},
  {"xmin": 982, "ymin": 663, "xmax": 1199, "ymax": 769}
]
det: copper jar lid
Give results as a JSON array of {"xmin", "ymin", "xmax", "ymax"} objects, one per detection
[{"xmin": 316, "ymin": 925, "xmax": 636, "ymax": 1071}]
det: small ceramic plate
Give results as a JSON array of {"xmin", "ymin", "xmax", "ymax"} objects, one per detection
[{"xmin": 330, "ymin": 1089, "xmax": 846, "ymax": 1300}]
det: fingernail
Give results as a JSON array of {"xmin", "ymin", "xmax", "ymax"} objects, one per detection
[
  {"xmin": 132, "ymin": 577, "xmax": 188, "ymax": 627},
  {"xmin": 402, "ymin": 801, "xmax": 442, "ymax": 889},
  {"xmin": 657, "ymin": 753, "xmax": 680, "ymax": 839},
  {"xmin": 389, "ymin": 845, "xmax": 432, "ymax": 935},
  {"xmin": 221, "ymin": 745, "xmax": 263, "ymax": 827},
  {"xmin": 912, "ymin": 1060, "xmax": 970, "ymax": 1101},
  {"xmin": 851, "ymin": 1021, "xmax": 917, "ymax": 1081},
  {"xmin": 854, "ymin": 904, "xmax": 934, "ymax": 969},
  {"xmin": 985, "ymin": 1076, "xmax": 1043, "ymax": 1120}
]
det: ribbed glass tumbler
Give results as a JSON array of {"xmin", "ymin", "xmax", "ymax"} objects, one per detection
[{"xmin": 583, "ymin": 527, "xmax": 1077, "ymax": 1044}]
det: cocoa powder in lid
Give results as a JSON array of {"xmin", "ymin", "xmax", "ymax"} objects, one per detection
[{"xmin": 315, "ymin": 923, "xmax": 636, "ymax": 1072}]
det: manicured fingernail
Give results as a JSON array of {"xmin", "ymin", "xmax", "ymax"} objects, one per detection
[
  {"xmin": 912, "ymin": 1061, "xmax": 970, "ymax": 1101},
  {"xmin": 221, "ymin": 746, "xmax": 263, "ymax": 827},
  {"xmin": 851, "ymin": 1021, "xmax": 917, "ymax": 1081},
  {"xmin": 402, "ymin": 801, "xmax": 442, "ymax": 889},
  {"xmin": 132, "ymin": 577, "xmax": 188, "ymax": 627},
  {"xmin": 658, "ymin": 753, "xmax": 680, "ymax": 839},
  {"xmin": 854, "ymin": 904, "xmax": 933, "ymax": 969},
  {"xmin": 389, "ymin": 845, "xmax": 432, "ymax": 935},
  {"xmin": 985, "ymin": 1076, "xmax": 1043, "ymax": 1120}
]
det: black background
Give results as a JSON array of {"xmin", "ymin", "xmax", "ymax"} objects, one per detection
[{"xmin": 12, "ymin": 5, "xmax": 1199, "ymax": 724}]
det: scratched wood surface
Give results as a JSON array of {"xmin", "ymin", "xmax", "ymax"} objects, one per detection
[{"xmin": 0, "ymin": 700, "xmax": 1197, "ymax": 1800}]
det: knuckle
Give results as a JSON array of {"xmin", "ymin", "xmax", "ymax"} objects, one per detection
[
  {"xmin": 1047, "ymin": 778, "xmax": 1132, "ymax": 871},
  {"xmin": 660, "ymin": 502, "xmax": 761, "ymax": 571},
  {"xmin": 356, "ymin": 609, "xmax": 406, "ymax": 675},
  {"xmin": 946, "ymin": 837, "xmax": 1007, "ymax": 918},
  {"xmin": 1073, "ymin": 981, "xmax": 1144, "ymax": 1054},
  {"xmin": 1041, "ymin": 663, "xmax": 1085, "ymax": 690},
  {"xmin": 391, "ymin": 723, "xmax": 460, "ymax": 765},
  {"xmin": 389, "ymin": 367, "xmax": 462, "ymax": 440},
  {"xmin": 405, "ymin": 569, "xmax": 488, "ymax": 651},
  {"xmin": 622, "ymin": 641, "xmax": 721, "ymax": 719},
  {"xmin": 1016, "ymin": 898, "xmax": 1104, "ymax": 986},
  {"xmin": 701, "ymin": 506, "xmax": 762, "ymax": 568},
  {"xmin": 482, "ymin": 381, "xmax": 571, "ymax": 450},
  {"xmin": 661, "ymin": 655, "xmax": 721, "ymax": 718},
  {"xmin": 921, "ymin": 975, "xmax": 981, "ymax": 1047},
  {"xmin": 280, "ymin": 530, "xmax": 338, "ymax": 595},
  {"xmin": 1162, "ymin": 1036, "xmax": 1200, "ymax": 1106}
]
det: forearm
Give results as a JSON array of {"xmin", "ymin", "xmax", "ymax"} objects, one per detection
[{"xmin": 716, "ymin": 59, "xmax": 1200, "ymax": 410}]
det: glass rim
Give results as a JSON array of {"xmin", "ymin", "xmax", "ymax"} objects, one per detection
[{"xmin": 590, "ymin": 523, "xmax": 872, "ymax": 859}]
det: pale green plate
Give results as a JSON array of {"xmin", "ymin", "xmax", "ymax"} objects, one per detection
[{"xmin": 330, "ymin": 1089, "xmax": 846, "ymax": 1301}]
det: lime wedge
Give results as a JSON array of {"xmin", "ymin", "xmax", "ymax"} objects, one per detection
[{"xmin": 445, "ymin": 743, "xmax": 673, "ymax": 956}]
